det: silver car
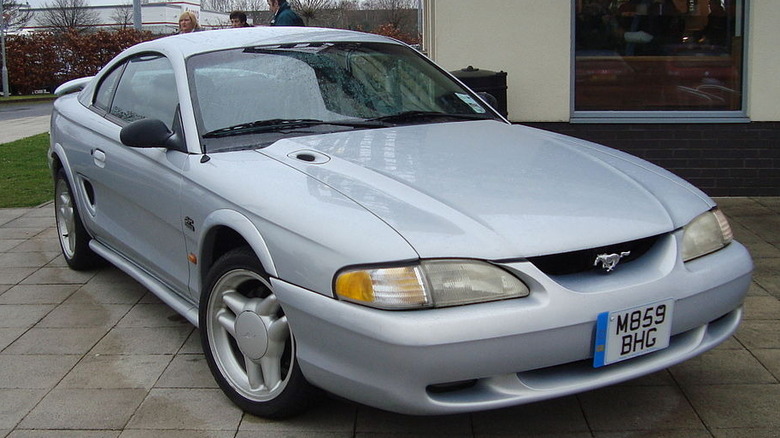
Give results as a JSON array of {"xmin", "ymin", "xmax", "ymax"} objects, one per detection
[{"xmin": 49, "ymin": 27, "xmax": 753, "ymax": 418}]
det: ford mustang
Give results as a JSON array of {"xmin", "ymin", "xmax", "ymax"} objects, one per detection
[{"xmin": 49, "ymin": 27, "xmax": 753, "ymax": 418}]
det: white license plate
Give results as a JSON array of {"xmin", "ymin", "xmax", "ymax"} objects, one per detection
[{"xmin": 593, "ymin": 299, "xmax": 674, "ymax": 368}]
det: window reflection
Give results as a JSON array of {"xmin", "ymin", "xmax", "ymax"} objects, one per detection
[{"xmin": 575, "ymin": 0, "xmax": 743, "ymax": 111}]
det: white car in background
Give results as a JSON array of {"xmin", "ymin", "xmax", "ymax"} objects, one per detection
[{"xmin": 49, "ymin": 27, "xmax": 753, "ymax": 418}]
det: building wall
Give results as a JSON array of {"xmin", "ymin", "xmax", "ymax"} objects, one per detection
[
  {"xmin": 747, "ymin": 1, "xmax": 780, "ymax": 121},
  {"xmin": 422, "ymin": 0, "xmax": 780, "ymax": 196},
  {"xmin": 423, "ymin": 0, "xmax": 570, "ymax": 122},
  {"xmin": 423, "ymin": 0, "xmax": 780, "ymax": 123},
  {"xmin": 24, "ymin": 2, "xmax": 229, "ymax": 34}
]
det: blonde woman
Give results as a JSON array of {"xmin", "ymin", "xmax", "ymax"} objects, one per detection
[{"xmin": 178, "ymin": 11, "xmax": 202, "ymax": 33}]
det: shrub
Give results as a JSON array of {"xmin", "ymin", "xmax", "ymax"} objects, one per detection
[
  {"xmin": 370, "ymin": 23, "xmax": 420, "ymax": 45},
  {"xmin": 6, "ymin": 29, "xmax": 157, "ymax": 95}
]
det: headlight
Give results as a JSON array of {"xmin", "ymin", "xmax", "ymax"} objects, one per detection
[
  {"xmin": 681, "ymin": 208, "xmax": 733, "ymax": 262},
  {"xmin": 335, "ymin": 260, "xmax": 530, "ymax": 310}
]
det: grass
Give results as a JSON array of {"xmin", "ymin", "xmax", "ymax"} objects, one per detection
[
  {"xmin": 0, "ymin": 94, "xmax": 56, "ymax": 104},
  {"xmin": 0, "ymin": 133, "xmax": 53, "ymax": 208}
]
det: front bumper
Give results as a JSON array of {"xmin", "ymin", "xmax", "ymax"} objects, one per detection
[{"xmin": 272, "ymin": 239, "xmax": 752, "ymax": 415}]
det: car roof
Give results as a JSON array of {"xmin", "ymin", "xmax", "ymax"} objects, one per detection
[{"xmin": 125, "ymin": 26, "xmax": 403, "ymax": 59}]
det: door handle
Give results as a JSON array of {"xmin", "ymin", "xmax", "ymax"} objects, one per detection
[{"xmin": 92, "ymin": 149, "xmax": 106, "ymax": 168}]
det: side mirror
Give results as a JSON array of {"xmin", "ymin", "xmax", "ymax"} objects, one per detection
[{"xmin": 120, "ymin": 118, "xmax": 184, "ymax": 151}]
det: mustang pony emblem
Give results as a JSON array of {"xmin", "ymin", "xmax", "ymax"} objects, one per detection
[{"xmin": 594, "ymin": 251, "xmax": 631, "ymax": 272}]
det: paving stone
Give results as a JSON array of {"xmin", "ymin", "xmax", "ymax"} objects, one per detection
[
  {"xmin": 240, "ymin": 400, "xmax": 357, "ymax": 433},
  {"xmin": 0, "ymin": 239, "xmax": 24, "ymax": 252},
  {"xmin": 579, "ymin": 386, "xmax": 705, "ymax": 432},
  {"xmin": 238, "ymin": 432, "xmax": 352, "ymax": 438},
  {"xmin": 669, "ymin": 349, "xmax": 777, "ymax": 386},
  {"xmin": 9, "ymin": 238, "xmax": 61, "ymax": 253},
  {"xmin": 8, "ymin": 431, "xmax": 120, "ymax": 438},
  {"xmin": 739, "ymin": 215, "xmax": 780, "ymax": 244},
  {"xmin": 19, "ymin": 388, "xmax": 148, "ymax": 430},
  {"xmin": 710, "ymin": 428, "xmax": 780, "ymax": 438},
  {"xmin": 685, "ymin": 384, "xmax": 780, "ymax": 429},
  {"xmin": 0, "ymin": 355, "xmax": 80, "ymax": 389},
  {"xmin": 20, "ymin": 267, "xmax": 96, "ymax": 285},
  {"xmin": 178, "ymin": 329, "xmax": 204, "ymax": 354},
  {"xmin": 58, "ymin": 354, "xmax": 172, "ymax": 389},
  {"xmin": 5, "ymin": 327, "xmax": 107, "ymax": 355},
  {"xmin": 0, "ymin": 228, "xmax": 40, "ymax": 240},
  {"xmin": 0, "ymin": 304, "xmax": 55, "ymax": 328},
  {"xmin": 0, "ymin": 268, "xmax": 36, "ymax": 285},
  {"xmin": 0, "ymin": 389, "xmax": 47, "ymax": 429},
  {"xmin": 90, "ymin": 326, "xmax": 194, "ymax": 355},
  {"xmin": 66, "ymin": 281, "xmax": 148, "ymax": 305},
  {"xmin": 743, "ymin": 295, "xmax": 780, "ymax": 320},
  {"xmin": 472, "ymin": 396, "xmax": 588, "ymax": 436},
  {"xmin": 120, "ymin": 431, "xmax": 234, "ymax": 438},
  {"xmin": 0, "ymin": 327, "xmax": 26, "ymax": 351},
  {"xmin": 1, "ymin": 216, "xmax": 53, "ymax": 230},
  {"xmin": 734, "ymin": 320, "xmax": 780, "ymax": 349},
  {"xmin": 596, "ymin": 431, "xmax": 712, "ymax": 438},
  {"xmin": 127, "ymin": 388, "xmax": 242, "ymax": 430},
  {"xmin": 117, "ymin": 303, "xmax": 192, "ymax": 328},
  {"xmin": 717, "ymin": 198, "xmax": 777, "ymax": 217},
  {"xmin": 751, "ymin": 258, "xmax": 780, "ymax": 299},
  {"xmin": 711, "ymin": 335, "xmax": 744, "ymax": 350},
  {"xmin": 0, "ymin": 252, "xmax": 59, "ymax": 268},
  {"xmin": 37, "ymin": 303, "xmax": 132, "ymax": 328},
  {"xmin": 156, "ymin": 354, "xmax": 218, "ymax": 388},
  {"xmin": 753, "ymin": 349, "xmax": 780, "ymax": 381},
  {"xmin": 0, "ymin": 284, "xmax": 79, "ymax": 305},
  {"xmin": 729, "ymin": 223, "xmax": 780, "ymax": 259}
]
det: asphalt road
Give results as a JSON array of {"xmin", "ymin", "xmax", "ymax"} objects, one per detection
[{"xmin": 0, "ymin": 100, "xmax": 54, "ymax": 122}]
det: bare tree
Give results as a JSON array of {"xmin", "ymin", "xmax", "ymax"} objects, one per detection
[
  {"xmin": 110, "ymin": 4, "xmax": 133, "ymax": 29},
  {"xmin": 39, "ymin": 0, "xmax": 99, "ymax": 32},
  {"xmin": 363, "ymin": 0, "xmax": 415, "ymax": 28},
  {"xmin": 332, "ymin": 0, "xmax": 358, "ymax": 29},
  {"xmin": 290, "ymin": 0, "xmax": 333, "ymax": 26},
  {"xmin": 1, "ymin": 0, "xmax": 34, "ymax": 32}
]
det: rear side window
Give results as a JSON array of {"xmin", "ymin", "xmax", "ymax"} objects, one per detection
[{"xmin": 93, "ymin": 65, "xmax": 124, "ymax": 113}]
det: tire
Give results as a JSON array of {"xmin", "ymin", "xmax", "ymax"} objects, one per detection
[
  {"xmin": 200, "ymin": 247, "xmax": 320, "ymax": 418},
  {"xmin": 54, "ymin": 168, "xmax": 101, "ymax": 270}
]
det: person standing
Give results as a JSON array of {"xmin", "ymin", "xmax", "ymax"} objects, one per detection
[
  {"xmin": 178, "ymin": 11, "xmax": 202, "ymax": 33},
  {"xmin": 230, "ymin": 11, "xmax": 253, "ymax": 27},
  {"xmin": 267, "ymin": 0, "xmax": 304, "ymax": 26}
]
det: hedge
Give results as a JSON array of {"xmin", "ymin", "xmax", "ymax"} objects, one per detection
[{"xmin": 5, "ymin": 29, "xmax": 157, "ymax": 95}]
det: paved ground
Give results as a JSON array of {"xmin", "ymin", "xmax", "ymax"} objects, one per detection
[
  {"xmin": 0, "ymin": 115, "xmax": 49, "ymax": 144},
  {"xmin": 0, "ymin": 198, "xmax": 778, "ymax": 437}
]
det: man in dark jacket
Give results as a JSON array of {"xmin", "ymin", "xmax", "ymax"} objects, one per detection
[{"xmin": 268, "ymin": 0, "xmax": 305, "ymax": 26}]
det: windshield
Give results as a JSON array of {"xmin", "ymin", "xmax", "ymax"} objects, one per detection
[{"xmin": 187, "ymin": 42, "xmax": 499, "ymax": 152}]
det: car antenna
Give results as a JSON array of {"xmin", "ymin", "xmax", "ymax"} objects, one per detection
[{"xmin": 200, "ymin": 154, "xmax": 211, "ymax": 163}]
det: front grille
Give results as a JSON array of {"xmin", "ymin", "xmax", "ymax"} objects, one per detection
[{"xmin": 528, "ymin": 235, "xmax": 661, "ymax": 276}]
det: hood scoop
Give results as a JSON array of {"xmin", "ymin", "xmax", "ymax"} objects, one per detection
[{"xmin": 288, "ymin": 149, "xmax": 330, "ymax": 164}]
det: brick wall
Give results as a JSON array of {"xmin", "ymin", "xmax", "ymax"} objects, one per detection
[{"xmin": 524, "ymin": 122, "xmax": 780, "ymax": 197}]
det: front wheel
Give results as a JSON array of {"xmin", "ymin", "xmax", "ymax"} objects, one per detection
[
  {"xmin": 200, "ymin": 247, "xmax": 319, "ymax": 418},
  {"xmin": 54, "ymin": 168, "xmax": 100, "ymax": 270}
]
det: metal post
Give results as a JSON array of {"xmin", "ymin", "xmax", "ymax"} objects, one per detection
[
  {"xmin": 1, "ymin": 1, "xmax": 10, "ymax": 98},
  {"xmin": 133, "ymin": 0, "xmax": 141, "ymax": 31}
]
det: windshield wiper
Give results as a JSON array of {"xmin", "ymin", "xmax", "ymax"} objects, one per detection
[
  {"xmin": 203, "ymin": 118, "xmax": 387, "ymax": 138},
  {"xmin": 366, "ymin": 111, "xmax": 492, "ymax": 125}
]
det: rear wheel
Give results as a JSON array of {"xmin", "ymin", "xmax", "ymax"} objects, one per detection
[
  {"xmin": 200, "ymin": 247, "xmax": 319, "ymax": 418},
  {"xmin": 54, "ymin": 168, "xmax": 100, "ymax": 270}
]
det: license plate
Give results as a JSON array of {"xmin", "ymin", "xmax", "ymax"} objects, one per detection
[{"xmin": 593, "ymin": 299, "xmax": 674, "ymax": 368}]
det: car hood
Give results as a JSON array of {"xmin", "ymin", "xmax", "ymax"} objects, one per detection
[{"xmin": 259, "ymin": 120, "xmax": 713, "ymax": 259}]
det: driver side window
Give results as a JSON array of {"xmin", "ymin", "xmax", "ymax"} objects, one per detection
[{"xmin": 106, "ymin": 54, "xmax": 179, "ymax": 129}]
